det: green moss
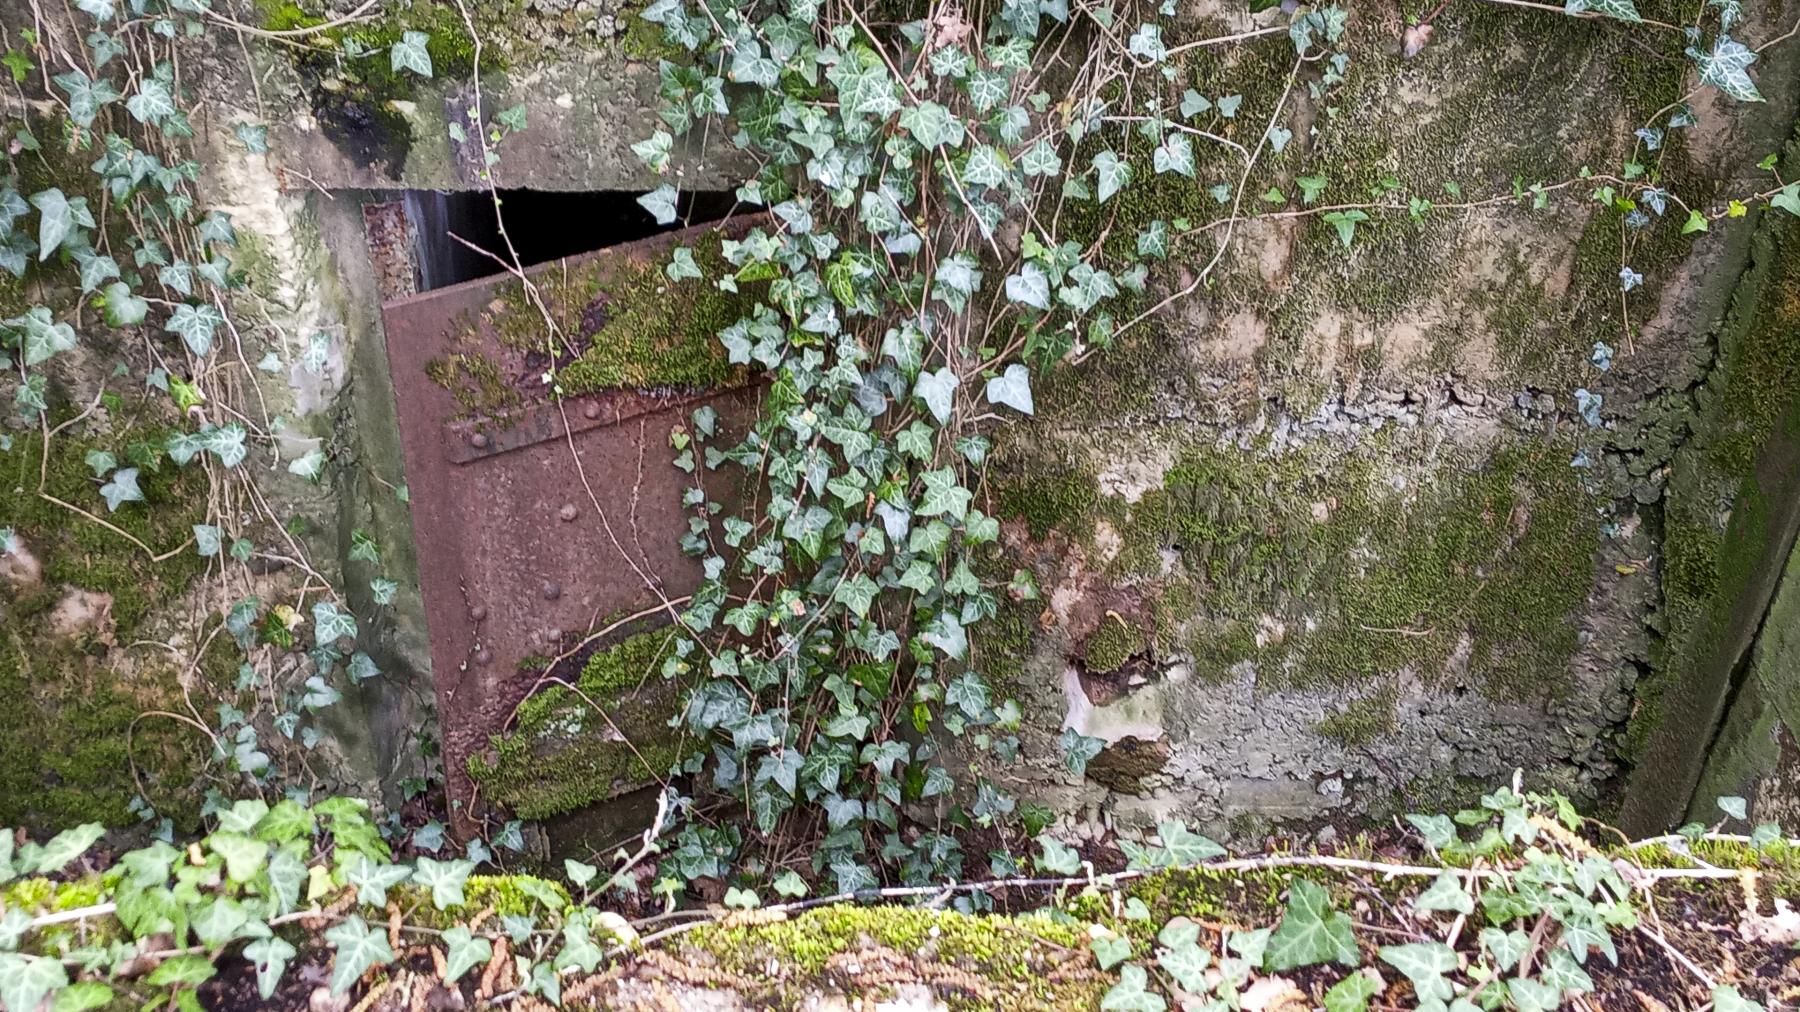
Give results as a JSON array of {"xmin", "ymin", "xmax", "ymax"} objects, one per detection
[
  {"xmin": 432, "ymin": 233, "xmax": 752, "ymax": 415},
  {"xmin": 1107, "ymin": 437, "xmax": 1598, "ymax": 697},
  {"xmin": 1082, "ymin": 616, "xmax": 1143, "ymax": 673},
  {"xmin": 684, "ymin": 905, "xmax": 1099, "ymax": 1008},
  {"xmin": 1315, "ymin": 683, "xmax": 1399, "ymax": 747},
  {"xmin": 1624, "ymin": 170, "xmax": 1800, "ymax": 822},
  {"xmin": 991, "ymin": 446, "xmax": 1098, "ymax": 541},
  {"xmin": 468, "ymin": 628, "xmax": 690, "ymax": 820}
]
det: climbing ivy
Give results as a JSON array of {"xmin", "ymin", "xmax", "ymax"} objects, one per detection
[{"xmin": 599, "ymin": 0, "xmax": 1800, "ymax": 897}]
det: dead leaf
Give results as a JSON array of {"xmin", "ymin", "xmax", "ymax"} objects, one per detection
[
  {"xmin": 1242, "ymin": 975, "xmax": 1307, "ymax": 1011},
  {"xmin": 1402, "ymin": 24, "xmax": 1434, "ymax": 58},
  {"xmin": 1740, "ymin": 897, "xmax": 1800, "ymax": 945}
]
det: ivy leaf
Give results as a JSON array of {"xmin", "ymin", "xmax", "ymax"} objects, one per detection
[
  {"xmin": 8, "ymin": 307, "xmax": 78, "ymax": 366},
  {"xmin": 1321, "ymin": 209, "xmax": 1369, "ymax": 247},
  {"xmin": 1414, "ymin": 871, "xmax": 1473, "ymax": 914},
  {"xmin": 1481, "ymin": 927, "xmax": 1530, "ymax": 972},
  {"xmin": 413, "ymin": 857, "xmax": 474, "ymax": 909},
  {"xmin": 1565, "ymin": 0, "xmax": 1640, "ymax": 21},
  {"xmin": 1762, "ymin": 181, "xmax": 1800, "ymax": 217},
  {"xmin": 1159, "ymin": 940, "xmax": 1211, "ymax": 992},
  {"xmin": 900, "ymin": 101, "xmax": 963, "ymax": 149},
  {"xmin": 126, "ymin": 78, "xmax": 176, "ymax": 123},
  {"xmin": 985, "ymin": 363, "xmax": 1034, "ymax": 414},
  {"xmin": 442, "ymin": 926, "xmax": 492, "ymax": 982},
  {"xmin": 32, "ymin": 823, "xmax": 103, "ymax": 874},
  {"xmin": 1020, "ymin": 140, "xmax": 1061, "ymax": 177},
  {"xmin": 0, "ymin": 953, "xmax": 68, "ymax": 1011},
  {"xmin": 100, "ymin": 467, "xmax": 144, "ymax": 512},
  {"xmin": 101, "ymin": 281, "xmax": 148, "ymax": 327},
  {"xmin": 390, "ymin": 31, "xmax": 433, "ymax": 77},
  {"xmin": 146, "ymin": 953, "xmax": 215, "ymax": 986},
  {"xmin": 312, "ymin": 601, "xmax": 358, "ymax": 646},
  {"xmin": 1265, "ymin": 878, "xmax": 1359, "ymax": 970},
  {"xmin": 914, "ymin": 366, "xmax": 959, "ymax": 423},
  {"xmin": 1098, "ymin": 963, "xmax": 1164, "ymax": 1011},
  {"xmin": 1180, "ymin": 89, "xmax": 1211, "ymax": 118},
  {"xmin": 1378, "ymin": 942, "xmax": 1457, "ymax": 1004},
  {"xmin": 1059, "ymin": 728, "xmax": 1104, "ymax": 776},
  {"xmin": 51, "ymin": 981, "xmax": 113, "ymax": 1011},
  {"xmin": 1090, "ymin": 933, "xmax": 1132, "ymax": 970},
  {"xmin": 1037, "ymin": 835, "xmax": 1080, "ymax": 875},
  {"xmin": 30, "ymin": 188, "xmax": 76, "ymax": 260},
  {"xmin": 963, "ymin": 145, "xmax": 1009, "ymax": 187},
  {"xmin": 1093, "ymin": 150, "xmax": 1132, "ymax": 203},
  {"xmin": 638, "ymin": 185, "xmax": 679, "ymax": 225},
  {"xmin": 834, "ymin": 573, "xmax": 879, "ymax": 619},
  {"xmin": 1687, "ymin": 36, "xmax": 1761, "ymax": 102},
  {"xmin": 1152, "ymin": 133, "xmax": 1194, "ymax": 177},
  {"xmin": 917, "ymin": 468, "xmax": 972, "ymax": 520},
  {"xmin": 1157, "ymin": 821, "xmax": 1225, "ymax": 865},
  {"xmin": 325, "ymin": 916, "xmax": 394, "ymax": 995},
  {"xmin": 1004, "ymin": 264, "xmax": 1051, "ymax": 310},
  {"xmin": 243, "ymin": 937, "xmax": 296, "ymax": 1000},
  {"xmin": 1323, "ymin": 969, "xmax": 1383, "ymax": 1012},
  {"xmin": 342, "ymin": 853, "xmax": 411, "ymax": 907},
  {"xmin": 165, "ymin": 302, "xmax": 224, "ymax": 357},
  {"xmin": 1407, "ymin": 813, "xmax": 1457, "ymax": 850},
  {"xmin": 208, "ymin": 831, "xmax": 268, "ymax": 882}
]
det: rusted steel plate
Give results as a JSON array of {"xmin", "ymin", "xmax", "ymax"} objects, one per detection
[{"xmin": 381, "ymin": 218, "xmax": 757, "ymax": 837}]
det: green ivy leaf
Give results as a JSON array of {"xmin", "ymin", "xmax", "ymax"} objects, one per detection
[
  {"xmin": 1098, "ymin": 963, "xmax": 1164, "ymax": 1011},
  {"xmin": 51, "ymin": 980, "xmax": 114, "ymax": 1011},
  {"xmin": 1321, "ymin": 209, "xmax": 1369, "ymax": 247},
  {"xmin": 312, "ymin": 601, "xmax": 358, "ymax": 646},
  {"xmin": 0, "ymin": 953, "xmax": 68, "ymax": 1012},
  {"xmin": 7, "ymin": 307, "xmax": 78, "ymax": 366},
  {"xmin": 1058, "ymin": 727, "xmax": 1103, "ymax": 776},
  {"xmin": 125, "ymin": 78, "xmax": 176, "ymax": 123},
  {"xmin": 1090, "ymin": 932, "xmax": 1132, "ymax": 970},
  {"xmin": 413, "ymin": 857, "xmax": 474, "ymax": 910},
  {"xmin": 1265, "ymin": 878, "xmax": 1359, "ymax": 970},
  {"xmin": 33, "ymin": 823, "xmax": 103, "ymax": 873},
  {"xmin": 638, "ymin": 185, "xmax": 679, "ymax": 225},
  {"xmin": 100, "ymin": 282, "xmax": 148, "ymax": 327},
  {"xmin": 1004, "ymin": 264, "xmax": 1051, "ymax": 310},
  {"xmin": 1158, "ymin": 937, "xmax": 1211, "ymax": 992},
  {"xmin": 390, "ymin": 30, "xmax": 433, "ymax": 77},
  {"xmin": 914, "ymin": 366, "xmax": 959, "ymax": 423},
  {"xmin": 1682, "ymin": 208, "xmax": 1710, "ymax": 234},
  {"xmin": 1712, "ymin": 985, "xmax": 1766, "ymax": 1012},
  {"xmin": 1093, "ymin": 150, "xmax": 1132, "ymax": 203},
  {"xmin": 1036, "ymin": 835, "xmax": 1080, "ymax": 875},
  {"xmin": 243, "ymin": 937, "xmax": 296, "ymax": 1000},
  {"xmin": 1565, "ymin": 0, "xmax": 1640, "ymax": 21},
  {"xmin": 1718, "ymin": 795, "xmax": 1748, "ymax": 820},
  {"xmin": 146, "ymin": 953, "xmax": 215, "ymax": 986},
  {"xmin": 1480, "ymin": 927, "xmax": 1530, "ymax": 972},
  {"xmin": 442, "ymin": 926, "xmax": 492, "ymax": 982},
  {"xmin": 207, "ymin": 831, "xmax": 268, "ymax": 883},
  {"xmin": 1414, "ymin": 871, "xmax": 1473, "ymax": 914},
  {"xmin": 1323, "ymin": 969, "xmax": 1383, "ymax": 1012},
  {"xmin": 1687, "ymin": 36, "xmax": 1761, "ymax": 103},
  {"xmin": 341, "ymin": 853, "xmax": 411, "ymax": 907},
  {"xmin": 325, "ymin": 916, "xmax": 394, "ymax": 995},
  {"xmin": 916, "ymin": 468, "xmax": 972, "ymax": 521},
  {"xmin": 1378, "ymin": 942, "xmax": 1457, "ymax": 1004},
  {"xmin": 983, "ymin": 362, "xmax": 1034, "ymax": 414}
]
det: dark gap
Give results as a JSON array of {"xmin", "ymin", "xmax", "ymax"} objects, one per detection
[{"xmin": 405, "ymin": 188, "xmax": 736, "ymax": 291}]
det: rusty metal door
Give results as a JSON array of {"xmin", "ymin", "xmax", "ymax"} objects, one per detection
[{"xmin": 379, "ymin": 219, "xmax": 752, "ymax": 838}]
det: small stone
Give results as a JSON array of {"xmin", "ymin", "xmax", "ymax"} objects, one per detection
[
  {"xmin": 559, "ymin": 503, "xmax": 578, "ymax": 522},
  {"xmin": 469, "ymin": 432, "xmax": 490, "ymax": 450},
  {"xmin": 1317, "ymin": 776, "xmax": 1343, "ymax": 798},
  {"xmin": 473, "ymin": 648, "xmax": 493, "ymax": 666},
  {"xmin": 582, "ymin": 402, "xmax": 602, "ymax": 420},
  {"xmin": 542, "ymin": 581, "xmax": 561, "ymax": 601},
  {"xmin": 469, "ymin": 604, "xmax": 488, "ymax": 621}
]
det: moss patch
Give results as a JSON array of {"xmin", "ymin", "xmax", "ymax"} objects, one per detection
[
  {"xmin": 1102, "ymin": 436, "xmax": 1597, "ymax": 698},
  {"xmin": 467, "ymin": 628, "xmax": 689, "ymax": 820},
  {"xmin": 1082, "ymin": 616, "xmax": 1143, "ymax": 674},
  {"xmin": 683, "ymin": 905, "xmax": 1100, "ymax": 1009},
  {"xmin": 1315, "ymin": 683, "xmax": 1399, "ymax": 747},
  {"xmin": 0, "ymin": 419, "xmax": 215, "ymax": 830}
]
